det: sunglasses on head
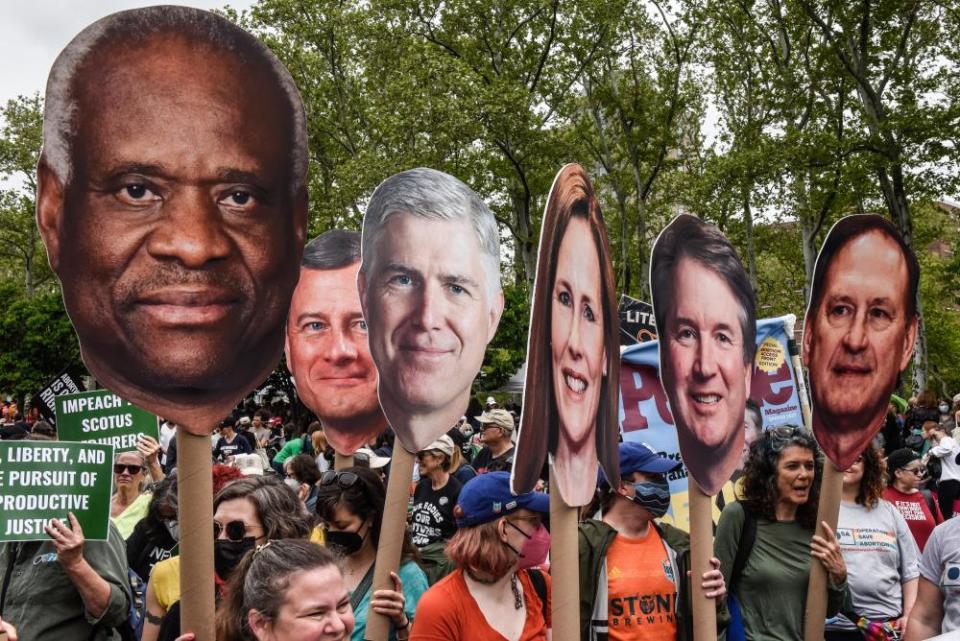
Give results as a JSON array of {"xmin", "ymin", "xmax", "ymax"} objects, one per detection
[
  {"xmin": 320, "ymin": 470, "xmax": 359, "ymax": 490},
  {"xmin": 214, "ymin": 520, "xmax": 248, "ymax": 542},
  {"xmin": 114, "ymin": 464, "xmax": 143, "ymax": 475}
]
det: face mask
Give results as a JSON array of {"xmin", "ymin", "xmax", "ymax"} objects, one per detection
[
  {"xmin": 940, "ymin": 404, "xmax": 950, "ymax": 414},
  {"xmin": 164, "ymin": 519, "xmax": 179, "ymax": 542},
  {"xmin": 284, "ymin": 478, "xmax": 301, "ymax": 491},
  {"xmin": 214, "ymin": 537, "xmax": 256, "ymax": 579},
  {"xmin": 628, "ymin": 477, "xmax": 671, "ymax": 518},
  {"xmin": 505, "ymin": 521, "xmax": 550, "ymax": 570},
  {"xmin": 326, "ymin": 523, "xmax": 367, "ymax": 556}
]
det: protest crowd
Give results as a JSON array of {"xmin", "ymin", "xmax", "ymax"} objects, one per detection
[
  {"xmin": 2, "ymin": 390, "xmax": 960, "ymax": 641},
  {"xmin": 2, "ymin": 6, "xmax": 960, "ymax": 641}
]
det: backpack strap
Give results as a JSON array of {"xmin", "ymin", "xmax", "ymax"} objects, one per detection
[
  {"xmin": 526, "ymin": 568, "xmax": 548, "ymax": 621},
  {"xmin": 730, "ymin": 502, "xmax": 757, "ymax": 592}
]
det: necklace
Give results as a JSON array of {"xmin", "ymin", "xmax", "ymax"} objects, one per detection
[{"xmin": 511, "ymin": 573, "xmax": 522, "ymax": 610}]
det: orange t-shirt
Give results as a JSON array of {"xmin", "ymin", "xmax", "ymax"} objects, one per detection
[
  {"xmin": 410, "ymin": 567, "xmax": 550, "ymax": 641},
  {"xmin": 606, "ymin": 528, "xmax": 678, "ymax": 641}
]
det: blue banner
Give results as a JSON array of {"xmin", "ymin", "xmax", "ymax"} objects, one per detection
[{"xmin": 618, "ymin": 314, "xmax": 805, "ymax": 528}]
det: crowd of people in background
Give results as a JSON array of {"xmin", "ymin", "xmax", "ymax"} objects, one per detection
[{"xmin": 1, "ymin": 390, "xmax": 959, "ymax": 641}]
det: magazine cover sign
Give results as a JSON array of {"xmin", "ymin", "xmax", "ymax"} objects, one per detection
[
  {"xmin": 649, "ymin": 214, "xmax": 757, "ymax": 496},
  {"xmin": 802, "ymin": 214, "xmax": 919, "ymax": 470},
  {"xmin": 36, "ymin": 7, "xmax": 308, "ymax": 434},
  {"xmin": 512, "ymin": 164, "xmax": 620, "ymax": 507}
]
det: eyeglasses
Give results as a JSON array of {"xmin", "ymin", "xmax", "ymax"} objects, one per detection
[
  {"xmin": 214, "ymin": 520, "xmax": 249, "ymax": 542},
  {"xmin": 320, "ymin": 470, "xmax": 359, "ymax": 490},
  {"xmin": 114, "ymin": 464, "xmax": 143, "ymax": 475},
  {"xmin": 901, "ymin": 466, "xmax": 924, "ymax": 476}
]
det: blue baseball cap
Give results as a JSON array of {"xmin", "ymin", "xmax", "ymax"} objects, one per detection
[
  {"xmin": 454, "ymin": 472, "xmax": 550, "ymax": 527},
  {"xmin": 599, "ymin": 442, "xmax": 681, "ymax": 486}
]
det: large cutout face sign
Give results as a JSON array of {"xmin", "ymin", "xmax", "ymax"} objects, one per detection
[
  {"xmin": 512, "ymin": 164, "xmax": 619, "ymax": 506},
  {"xmin": 285, "ymin": 231, "xmax": 387, "ymax": 455},
  {"xmin": 35, "ymin": 7, "xmax": 308, "ymax": 435},
  {"xmin": 357, "ymin": 168, "xmax": 505, "ymax": 453},
  {"xmin": 802, "ymin": 214, "xmax": 918, "ymax": 470},
  {"xmin": 650, "ymin": 214, "xmax": 756, "ymax": 496}
]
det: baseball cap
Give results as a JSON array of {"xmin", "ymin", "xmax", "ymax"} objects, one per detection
[
  {"xmin": 233, "ymin": 453, "xmax": 264, "ymax": 476},
  {"xmin": 599, "ymin": 442, "xmax": 680, "ymax": 486},
  {"xmin": 485, "ymin": 396, "xmax": 497, "ymax": 406},
  {"xmin": 238, "ymin": 416, "xmax": 252, "ymax": 427},
  {"xmin": 354, "ymin": 447, "xmax": 390, "ymax": 469},
  {"xmin": 421, "ymin": 434, "xmax": 455, "ymax": 457},
  {"xmin": 269, "ymin": 416, "xmax": 283, "ymax": 426},
  {"xmin": 221, "ymin": 415, "xmax": 237, "ymax": 428},
  {"xmin": 887, "ymin": 448, "xmax": 919, "ymax": 472},
  {"xmin": 453, "ymin": 472, "xmax": 549, "ymax": 527},
  {"xmin": 475, "ymin": 409, "xmax": 514, "ymax": 434}
]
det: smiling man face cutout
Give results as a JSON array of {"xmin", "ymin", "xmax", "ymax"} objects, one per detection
[
  {"xmin": 802, "ymin": 215, "xmax": 918, "ymax": 470},
  {"xmin": 37, "ymin": 8, "xmax": 307, "ymax": 433},
  {"xmin": 651, "ymin": 214, "xmax": 756, "ymax": 495}
]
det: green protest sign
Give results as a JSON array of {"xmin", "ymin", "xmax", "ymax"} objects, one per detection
[
  {"xmin": 0, "ymin": 441, "xmax": 113, "ymax": 541},
  {"xmin": 55, "ymin": 389, "xmax": 159, "ymax": 452}
]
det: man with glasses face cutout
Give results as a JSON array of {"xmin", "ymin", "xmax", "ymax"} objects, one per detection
[{"xmin": 883, "ymin": 448, "xmax": 943, "ymax": 552}]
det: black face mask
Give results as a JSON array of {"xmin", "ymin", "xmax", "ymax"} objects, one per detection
[
  {"xmin": 214, "ymin": 537, "xmax": 256, "ymax": 579},
  {"xmin": 326, "ymin": 523, "xmax": 367, "ymax": 556}
]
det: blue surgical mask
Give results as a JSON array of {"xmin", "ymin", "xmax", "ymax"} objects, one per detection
[{"xmin": 628, "ymin": 477, "xmax": 671, "ymax": 518}]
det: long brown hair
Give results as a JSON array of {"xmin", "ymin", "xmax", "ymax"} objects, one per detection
[
  {"xmin": 514, "ymin": 164, "xmax": 620, "ymax": 495},
  {"xmin": 853, "ymin": 444, "xmax": 887, "ymax": 508}
]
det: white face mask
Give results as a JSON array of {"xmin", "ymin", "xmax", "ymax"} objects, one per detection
[
  {"xmin": 940, "ymin": 404, "xmax": 950, "ymax": 414},
  {"xmin": 164, "ymin": 520, "xmax": 179, "ymax": 541},
  {"xmin": 284, "ymin": 478, "xmax": 301, "ymax": 491}
]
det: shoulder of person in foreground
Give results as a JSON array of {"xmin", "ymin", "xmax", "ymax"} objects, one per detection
[{"xmin": 408, "ymin": 571, "xmax": 466, "ymax": 640}]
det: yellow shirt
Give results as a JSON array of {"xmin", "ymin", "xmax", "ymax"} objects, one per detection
[{"xmin": 151, "ymin": 556, "xmax": 181, "ymax": 611}]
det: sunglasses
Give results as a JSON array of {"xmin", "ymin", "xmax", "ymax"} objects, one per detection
[
  {"xmin": 214, "ymin": 520, "xmax": 249, "ymax": 542},
  {"xmin": 114, "ymin": 464, "xmax": 143, "ymax": 475},
  {"xmin": 320, "ymin": 470, "xmax": 359, "ymax": 490}
]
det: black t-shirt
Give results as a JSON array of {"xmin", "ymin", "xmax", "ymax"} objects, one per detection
[
  {"xmin": 472, "ymin": 446, "xmax": 515, "ymax": 474},
  {"xmin": 238, "ymin": 429, "xmax": 258, "ymax": 452},
  {"xmin": 410, "ymin": 476, "xmax": 462, "ymax": 547},
  {"xmin": 213, "ymin": 433, "xmax": 251, "ymax": 461},
  {"xmin": 126, "ymin": 518, "xmax": 177, "ymax": 582}
]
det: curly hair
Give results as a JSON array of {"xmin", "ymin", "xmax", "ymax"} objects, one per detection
[
  {"xmin": 851, "ymin": 444, "xmax": 886, "ymax": 508},
  {"xmin": 738, "ymin": 426, "xmax": 823, "ymax": 530}
]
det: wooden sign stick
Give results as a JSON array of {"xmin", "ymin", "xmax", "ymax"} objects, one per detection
[
  {"xmin": 177, "ymin": 429, "xmax": 216, "ymax": 641},
  {"xmin": 549, "ymin": 471, "xmax": 580, "ymax": 641},
  {"xmin": 334, "ymin": 452, "xmax": 354, "ymax": 471},
  {"xmin": 688, "ymin": 483, "xmax": 716, "ymax": 641},
  {"xmin": 803, "ymin": 460, "xmax": 843, "ymax": 641},
  {"xmin": 365, "ymin": 446, "xmax": 415, "ymax": 641}
]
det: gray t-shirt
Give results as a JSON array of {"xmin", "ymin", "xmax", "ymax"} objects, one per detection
[
  {"xmin": 918, "ymin": 517, "xmax": 960, "ymax": 633},
  {"xmin": 827, "ymin": 499, "xmax": 920, "ymax": 630}
]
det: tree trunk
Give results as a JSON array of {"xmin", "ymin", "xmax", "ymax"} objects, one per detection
[{"xmin": 742, "ymin": 183, "xmax": 757, "ymax": 290}]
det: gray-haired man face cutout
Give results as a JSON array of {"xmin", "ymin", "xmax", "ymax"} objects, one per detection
[
  {"xmin": 37, "ymin": 32, "xmax": 307, "ymax": 434},
  {"xmin": 358, "ymin": 207, "xmax": 504, "ymax": 453}
]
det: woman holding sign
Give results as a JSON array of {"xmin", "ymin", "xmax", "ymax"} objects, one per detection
[
  {"xmin": 111, "ymin": 435, "xmax": 164, "ymax": 538},
  {"xmin": 512, "ymin": 163, "xmax": 619, "ymax": 507},
  {"xmin": 714, "ymin": 427, "xmax": 849, "ymax": 641}
]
